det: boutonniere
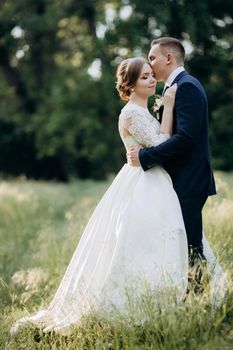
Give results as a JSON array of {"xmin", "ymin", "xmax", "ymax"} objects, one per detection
[{"xmin": 152, "ymin": 94, "xmax": 164, "ymax": 113}]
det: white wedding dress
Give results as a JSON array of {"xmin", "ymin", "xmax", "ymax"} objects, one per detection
[{"xmin": 11, "ymin": 103, "xmax": 227, "ymax": 336}]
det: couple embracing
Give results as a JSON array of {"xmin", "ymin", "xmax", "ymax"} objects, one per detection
[{"xmin": 11, "ymin": 37, "xmax": 227, "ymax": 336}]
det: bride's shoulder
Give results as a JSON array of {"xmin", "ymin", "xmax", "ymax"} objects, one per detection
[{"xmin": 119, "ymin": 103, "xmax": 147, "ymax": 120}]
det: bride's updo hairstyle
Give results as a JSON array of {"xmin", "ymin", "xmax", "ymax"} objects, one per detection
[{"xmin": 116, "ymin": 57, "xmax": 148, "ymax": 101}]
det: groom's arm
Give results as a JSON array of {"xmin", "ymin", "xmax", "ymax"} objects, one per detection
[{"xmin": 139, "ymin": 82, "xmax": 205, "ymax": 170}]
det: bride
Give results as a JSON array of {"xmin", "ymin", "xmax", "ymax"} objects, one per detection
[{"xmin": 11, "ymin": 57, "xmax": 226, "ymax": 336}]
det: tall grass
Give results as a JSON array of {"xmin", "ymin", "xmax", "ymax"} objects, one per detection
[{"xmin": 0, "ymin": 172, "xmax": 233, "ymax": 350}]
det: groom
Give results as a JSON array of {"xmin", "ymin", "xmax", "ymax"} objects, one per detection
[{"xmin": 127, "ymin": 37, "xmax": 216, "ymax": 281}]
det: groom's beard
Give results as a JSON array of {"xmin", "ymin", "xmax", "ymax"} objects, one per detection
[
  {"xmin": 154, "ymin": 74, "xmax": 166, "ymax": 83},
  {"xmin": 153, "ymin": 68, "xmax": 171, "ymax": 83}
]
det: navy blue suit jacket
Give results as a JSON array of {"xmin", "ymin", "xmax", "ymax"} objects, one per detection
[{"xmin": 139, "ymin": 71, "xmax": 216, "ymax": 200}]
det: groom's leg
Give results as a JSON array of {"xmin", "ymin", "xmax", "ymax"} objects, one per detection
[
  {"xmin": 179, "ymin": 196, "xmax": 207, "ymax": 258},
  {"xmin": 179, "ymin": 196, "xmax": 209, "ymax": 293}
]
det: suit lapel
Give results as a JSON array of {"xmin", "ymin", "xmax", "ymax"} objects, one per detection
[{"xmin": 159, "ymin": 71, "xmax": 188, "ymax": 123}]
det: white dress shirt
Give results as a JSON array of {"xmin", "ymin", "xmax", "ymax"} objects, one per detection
[
  {"xmin": 162, "ymin": 66, "xmax": 185, "ymax": 94},
  {"xmin": 166, "ymin": 66, "xmax": 185, "ymax": 86}
]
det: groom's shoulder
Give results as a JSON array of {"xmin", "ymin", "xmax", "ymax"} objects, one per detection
[
  {"xmin": 180, "ymin": 72, "xmax": 201, "ymax": 85},
  {"xmin": 179, "ymin": 72, "xmax": 206, "ymax": 95},
  {"xmin": 181, "ymin": 72, "xmax": 204, "ymax": 86}
]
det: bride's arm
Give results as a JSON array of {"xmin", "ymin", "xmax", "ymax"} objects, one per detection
[
  {"xmin": 160, "ymin": 84, "xmax": 177, "ymax": 135},
  {"xmin": 119, "ymin": 106, "xmax": 170, "ymax": 148}
]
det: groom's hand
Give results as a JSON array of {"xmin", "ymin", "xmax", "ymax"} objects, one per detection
[{"xmin": 127, "ymin": 147, "xmax": 142, "ymax": 167}]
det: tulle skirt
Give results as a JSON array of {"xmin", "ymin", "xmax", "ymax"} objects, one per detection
[{"xmin": 10, "ymin": 164, "xmax": 227, "ymax": 335}]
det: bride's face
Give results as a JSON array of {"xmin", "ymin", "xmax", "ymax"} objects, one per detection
[{"xmin": 133, "ymin": 63, "xmax": 156, "ymax": 98}]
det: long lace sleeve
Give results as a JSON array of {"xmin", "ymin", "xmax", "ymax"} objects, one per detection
[{"xmin": 119, "ymin": 105, "xmax": 170, "ymax": 148}]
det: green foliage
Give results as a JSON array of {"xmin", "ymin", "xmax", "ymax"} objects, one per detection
[
  {"xmin": 0, "ymin": 0, "xmax": 232, "ymax": 179},
  {"xmin": 210, "ymin": 104, "xmax": 233, "ymax": 170}
]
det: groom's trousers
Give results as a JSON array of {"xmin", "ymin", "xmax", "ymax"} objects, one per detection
[{"xmin": 179, "ymin": 196, "xmax": 207, "ymax": 254}]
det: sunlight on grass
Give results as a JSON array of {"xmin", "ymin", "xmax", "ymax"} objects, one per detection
[{"xmin": 0, "ymin": 173, "xmax": 233, "ymax": 349}]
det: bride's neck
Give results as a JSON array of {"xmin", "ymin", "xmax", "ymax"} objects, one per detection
[{"xmin": 129, "ymin": 95, "xmax": 148, "ymax": 109}]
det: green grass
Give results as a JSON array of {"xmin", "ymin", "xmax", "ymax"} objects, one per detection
[{"xmin": 0, "ymin": 172, "xmax": 233, "ymax": 350}]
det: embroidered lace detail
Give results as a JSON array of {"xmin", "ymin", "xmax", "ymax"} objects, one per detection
[{"xmin": 118, "ymin": 103, "xmax": 170, "ymax": 150}]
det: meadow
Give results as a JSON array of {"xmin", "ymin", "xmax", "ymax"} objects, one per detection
[{"xmin": 0, "ymin": 172, "xmax": 233, "ymax": 350}]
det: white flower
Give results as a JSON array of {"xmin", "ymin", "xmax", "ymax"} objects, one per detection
[{"xmin": 152, "ymin": 94, "xmax": 164, "ymax": 113}]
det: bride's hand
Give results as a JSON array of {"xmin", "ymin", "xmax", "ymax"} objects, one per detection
[{"xmin": 163, "ymin": 84, "xmax": 177, "ymax": 109}]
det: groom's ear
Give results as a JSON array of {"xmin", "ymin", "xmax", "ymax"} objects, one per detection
[{"xmin": 166, "ymin": 53, "xmax": 173, "ymax": 65}]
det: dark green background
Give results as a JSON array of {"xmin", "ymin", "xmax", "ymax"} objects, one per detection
[{"xmin": 0, "ymin": 0, "xmax": 232, "ymax": 180}]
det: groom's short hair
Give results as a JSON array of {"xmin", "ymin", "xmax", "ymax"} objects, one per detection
[{"xmin": 151, "ymin": 37, "xmax": 185, "ymax": 64}]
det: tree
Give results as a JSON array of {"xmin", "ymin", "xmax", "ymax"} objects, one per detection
[{"xmin": 0, "ymin": 0, "xmax": 232, "ymax": 180}]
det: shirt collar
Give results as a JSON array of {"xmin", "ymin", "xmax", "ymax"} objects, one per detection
[{"xmin": 165, "ymin": 66, "xmax": 185, "ymax": 87}]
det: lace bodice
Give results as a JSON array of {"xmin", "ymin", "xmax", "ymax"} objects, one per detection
[{"xmin": 118, "ymin": 103, "xmax": 170, "ymax": 150}]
